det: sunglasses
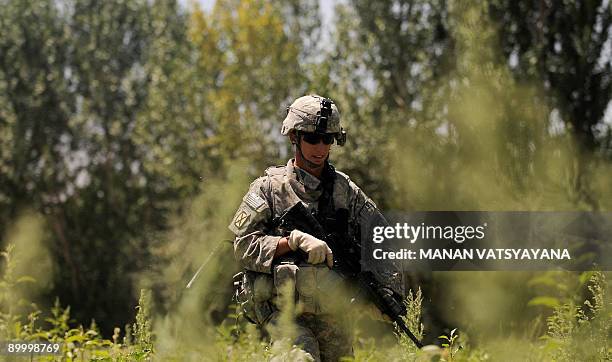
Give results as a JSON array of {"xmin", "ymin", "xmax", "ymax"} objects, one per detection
[{"xmin": 301, "ymin": 132, "xmax": 335, "ymax": 145}]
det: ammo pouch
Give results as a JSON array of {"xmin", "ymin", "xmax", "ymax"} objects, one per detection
[
  {"xmin": 233, "ymin": 270, "xmax": 274, "ymax": 325},
  {"xmin": 233, "ymin": 264, "xmax": 349, "ymax": 323},
  {"xmin": 274, "ymin": 262, "xmax": 347, "ymax": 315}
]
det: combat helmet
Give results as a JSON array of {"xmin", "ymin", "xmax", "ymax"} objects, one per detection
[{"xmin": 281, "ymin": 94, "xmax": 347, "ymax": 146}]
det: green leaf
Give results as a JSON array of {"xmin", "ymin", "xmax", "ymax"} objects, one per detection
[
  {"xmin": 527, "ymin": 274, "xmax": 558, "ymax": 288},
  {"xmin": 16, "ymin": 276, "xmax": 37, "ymax": 284},
  {"xmin": 527, "ymin": 296, "xmax": 560, "ymax": 308},
  {"xmin": 579, "ymin": 271, "xmax": 594, "ymax": 285},
  {"xmin": 66, "ymin": 335, "xmax": 86, "ymax": 343}
]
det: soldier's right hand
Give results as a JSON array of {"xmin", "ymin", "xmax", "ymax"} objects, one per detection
[{"xmin": 288, "ymin": 229, "xmax": 333, "ymax": 268}]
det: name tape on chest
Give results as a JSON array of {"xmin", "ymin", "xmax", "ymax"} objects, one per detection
[{"xmin": 244, "ymin": 192, "xmax": 267, "ymax": 212}]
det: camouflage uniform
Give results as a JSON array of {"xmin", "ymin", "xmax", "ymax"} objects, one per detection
[{"xmin": 229, "ymin": 95, "xmax": 403, "ymax": 362}]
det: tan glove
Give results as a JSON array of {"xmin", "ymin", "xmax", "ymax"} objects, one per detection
[{"xmin": 287, "ymin": 229, "xmax": 333, "ymax": 268}]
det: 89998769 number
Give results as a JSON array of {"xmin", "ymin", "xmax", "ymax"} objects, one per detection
[{"xmin": 1, "ymin": 341, "xmax": 62, "ymax": 355}]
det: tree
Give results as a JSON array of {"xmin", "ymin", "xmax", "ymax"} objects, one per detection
[
  {"xmin": 490, "ymin": 0, "xmax": 612, "ymax": 151},
  {"xmin": 0, "ymin": 0, "xmax": 172, "ymax": 333},
  {"xmin": 316, "ymin": 0, "xmax": 451, "ymax": 208},
  {"xmin": 188, "ymin": 0, "xmax": 304, "ymax": 169},
  {"xmin": 0, "ymin": 0, "xmax": 74, "ymax": 233},
  {"xmin": 490, "ymin": 0, "xmax": 612, "ymax": 210}
]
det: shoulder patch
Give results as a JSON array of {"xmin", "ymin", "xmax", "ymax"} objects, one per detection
[
  {"xmin": 233, "ymin": 209, "xmax": 251, "ymax": 229},
  {"xmin": 244, "ymin": 192, "xmax": 267, "ymax": 212}
]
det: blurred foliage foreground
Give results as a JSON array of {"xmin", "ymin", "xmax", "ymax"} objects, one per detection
[
  {"xmin": 0, "ymin": 240, "xmax": 610, "ymax": 361},
  {"xmin": 1, "ymin": 0, "xmax": 612, "ymax": 361}
]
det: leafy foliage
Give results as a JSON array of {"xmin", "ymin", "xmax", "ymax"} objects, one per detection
[{"xmin": 0, "ymin": 0, "xmax": 611, "ymax": 360}]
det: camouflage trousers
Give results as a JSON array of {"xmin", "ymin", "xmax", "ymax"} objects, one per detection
[
  {"xmin": 270, "ymin": 263, "xmax": 354, "ymax": 361},
  {"xmin": 269, "ymin": 312, "xmax": 353, "ymax": 362}
]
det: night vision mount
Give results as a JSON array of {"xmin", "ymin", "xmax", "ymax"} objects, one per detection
[
  {"xmin": 315, "ymin": 98, "xmax": 333, "ymax": 133},
  {"xmin": 316, "ymin": 98, "xmax": 347, "ymax": 146}
]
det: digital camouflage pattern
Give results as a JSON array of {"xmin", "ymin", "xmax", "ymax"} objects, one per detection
[
  {"xmin": 229, "ymin": 159, "xmax": 403, "ymax": 361},
  {"xmin": 281, "ymin": 94, "xmax": 341, "ymax": 135},
  {"xmin": 268, "ymin": 312, "xmax": 352, "ymax": 362}
]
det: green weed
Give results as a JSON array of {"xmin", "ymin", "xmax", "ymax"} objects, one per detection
[{"xmin": 1, "ymin": 241, "xmax": 610, "ymax": 361}]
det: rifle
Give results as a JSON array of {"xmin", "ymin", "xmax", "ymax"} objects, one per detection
[{"xmin": 276, "ymin": 202, "xmax": 423, "ymax": 348}]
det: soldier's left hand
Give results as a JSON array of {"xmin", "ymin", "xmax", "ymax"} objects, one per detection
[{"xmin": 288, "ymin": 229, "xmax": 334, "ymax": 268}]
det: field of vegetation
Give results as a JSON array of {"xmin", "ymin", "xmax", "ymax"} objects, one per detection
[
  {"xmin": 1, "ymin": 0, "xmax": 611, "ymax": 361},
  {"xmin": 1, "ymin": 235, "xmax": 610, "ymax": 361}
]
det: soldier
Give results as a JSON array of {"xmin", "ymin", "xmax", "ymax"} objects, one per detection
[{"xmin": 229, "ymin": 94, "xmax": 403, "ymax": 361}]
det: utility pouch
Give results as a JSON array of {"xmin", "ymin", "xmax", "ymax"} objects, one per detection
[
  {"xmin": 273, "ymin": 262, "xmax": 299, "ymax": 302},
  {"xmin": 233, "ymin": 270, "xmax": 274, "ymax": 325},
  {"xmin": 273, "ymin": 262, "xmax": 347, "ymax": 315}
]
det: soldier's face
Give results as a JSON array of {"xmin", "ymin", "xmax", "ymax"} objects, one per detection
[{"xmin": 299, "ymin": 135, "xmax": 332, "ymax": 166}]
